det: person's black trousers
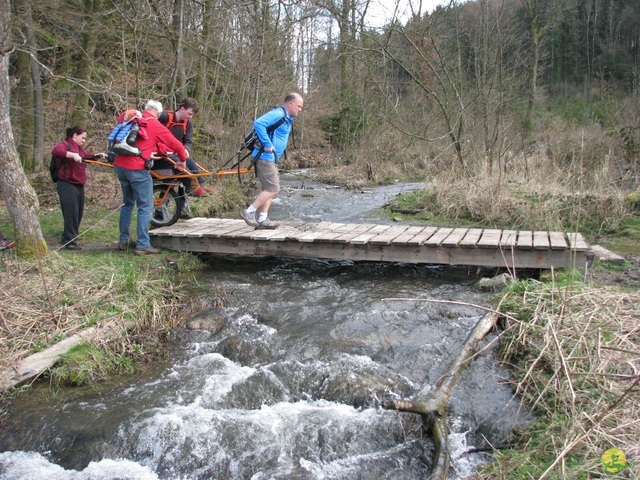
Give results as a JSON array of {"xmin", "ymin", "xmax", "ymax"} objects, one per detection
[{"xmin": 56, "ymin": 180, "xmax": 85, "ymax": 246}]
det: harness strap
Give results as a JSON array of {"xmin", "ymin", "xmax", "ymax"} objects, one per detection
[{"xmin": 165, "ymin": 111, "xmax": 188, "ymax": 136}]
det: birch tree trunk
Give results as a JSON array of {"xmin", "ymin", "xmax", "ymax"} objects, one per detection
[{"xmin": 0, "ymin": 0, "xmax": 47, "ymax": 257}]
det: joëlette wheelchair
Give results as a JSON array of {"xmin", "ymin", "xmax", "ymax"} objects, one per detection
[{"xmin": 87, "ymin": 154, "xmax": 250, "ymax": 228}]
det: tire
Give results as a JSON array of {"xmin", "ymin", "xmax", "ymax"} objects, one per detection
[{"xmin": 151, "ymin": 184, "xmax": 184, "ymax": 228}]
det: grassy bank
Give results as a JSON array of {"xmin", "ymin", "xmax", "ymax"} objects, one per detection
[
  {"xmin": 0, "ymin": 237, "xmax": 206, "ymax": 388},
  {"xmin": 0, "ymin": 169, "xmax": 251, "ymax": 396},
  {"xmin": 478, "ymin": 272, "xmax": 639, "ymax": 479}
]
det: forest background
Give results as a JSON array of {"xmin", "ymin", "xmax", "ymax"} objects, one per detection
[{"xmin": 3, "ymin": 0, "xmax": 639, "ymax": 248}]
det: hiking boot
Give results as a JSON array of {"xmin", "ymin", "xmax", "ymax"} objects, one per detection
[
  {"xmin": 257, "ymin": 218, "xmax": 278, "ymax": 230},
  {"xmin": 193, "ymin": 187, "xmax": 210, "ymax": 197},
  {"xmin": 64, "ymin": 243, "xmax": 83, "ymax": 250},
  {"xmin": 240, "ymin": 209, "xmax": 259, "ymax": 227},
  {"xmin": 136, "ymin": 246, "xmax": 162, "ymax": 255},
  {"xmin": 179, "ymin": 211, "xmax": 193, "ymax": 220}
]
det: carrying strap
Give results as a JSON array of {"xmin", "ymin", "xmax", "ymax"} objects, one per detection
[
  {"xmin": 165, "ymin": 110, "xmax": 188, "ymax": 136},
  {"xmin": 249, "ymin": 106, "xmax": 290, "ymax": 175}
]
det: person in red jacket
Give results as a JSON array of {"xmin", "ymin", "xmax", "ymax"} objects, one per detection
[
  {"xmin": 51, "ymin": 125, "xmax": 106, "ymax": 250},
  {"xmin": 113, "ymin": 99, "xmax": 189, "ymax": 254}
]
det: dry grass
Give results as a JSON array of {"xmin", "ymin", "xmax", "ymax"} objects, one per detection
[
  {"xmin": 486, "ymin": 278, "xmax": 640, "ymax": 478},
  {"xmin": 0, "ymin": 250, "xmax": 185, "ymax": 381},
  {"xmin": 425, "ymin": 171, "xmax": 629, "ymax": 232}
]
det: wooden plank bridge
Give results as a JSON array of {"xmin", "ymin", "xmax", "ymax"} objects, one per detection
[{"xmin": 150, "ymin": 218, "xmax": 593, "ymax": 269}]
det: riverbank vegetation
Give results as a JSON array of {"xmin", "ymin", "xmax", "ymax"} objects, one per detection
[
  {"xmin": 0, "ymin": 198, "xmax": 207, "ymax": 391},
  {"xmin": 480, "ymin": 273, "xmax": 640, "ymax": 479}
]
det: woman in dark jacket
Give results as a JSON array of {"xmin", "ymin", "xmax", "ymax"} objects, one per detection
[{"xmin": 51, "ymin": 125, "xmax": 106, "ymax": 250}]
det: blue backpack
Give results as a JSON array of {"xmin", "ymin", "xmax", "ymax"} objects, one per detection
[{"xmin": 106, "ymin": 120, "xmax": 141, "ymax": 162}]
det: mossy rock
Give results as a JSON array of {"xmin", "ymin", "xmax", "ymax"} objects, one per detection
[
  {"xmin": 50, "ymin": 343, "xmax": 131, "ymax": 386},
  {"xmin": 624, "ymin": 191, "xmax": 640, "ymax": 212}
]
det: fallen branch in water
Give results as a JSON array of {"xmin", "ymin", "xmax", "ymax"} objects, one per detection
[{"xmin": 382, "ymin": 297, "xmax": 501, "ymax": 480}]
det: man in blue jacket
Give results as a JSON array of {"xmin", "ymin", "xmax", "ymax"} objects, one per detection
[{"xmin": 240, "ymin": 92, "xmax": 304, "ymax": 229}]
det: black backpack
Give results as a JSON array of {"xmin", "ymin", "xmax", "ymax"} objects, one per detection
[{"xmin": 49, "ymin": 139, "xmax": 72, "ymax": 183}]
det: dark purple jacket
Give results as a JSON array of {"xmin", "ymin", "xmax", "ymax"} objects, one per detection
[{"xmin": 51, "ymin": 139, "xmax": 92, "ymax": 185}]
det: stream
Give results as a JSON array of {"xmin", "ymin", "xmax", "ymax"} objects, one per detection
[{"xmin": 0, "ymin": 172, "xmax": 531, "ymax": 479}]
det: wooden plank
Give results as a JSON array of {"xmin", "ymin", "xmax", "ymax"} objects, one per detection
[
  {"xmin": 567, "ymin": 232, "xmax": 589, "ymax": 251},
  {"xmin": 175, "ymin": 218, "xmax": 235, "ymax": 238},
  {"xmin": 333, "ymin": 224, "xmax": 378, "ymax": 243},
  {"xmin": 298, "ymin": 230, "xmax": 333, "ymax": 243},
  {"xmin": 424, "ymin": 228, "xmax": 454, "ymax": 246},
  {"xmin": 251, "ymin": 223, "xmax": 318, "ymax": 242},
  {"xmin": 500, "ymin": 230, "xmax": 518, "ymax": 248},
  {"xmin": 549, "ymin": 231, "xmax": 568, "ymax": 250},
  {"xmin": 283, "ymin": 225, "xmax": 322, "ymax": 241},
  {"xmin": 441, "ymin": 228, "xmax": 469, "ymax": 247},
  {"xmin": 298, "ymin": 222, "xmax": 344, "ymax": 242},
  {"xmin": 151, "ymin": 218, "xmax": 229, "ymax": 237},
  {"xmin": 202, "ymin": 219, "xmax": 251, "ymax": 238},
  {"xmin": 251, "ymin": 228, "xmax": 303, "ymax": 241},
  {"xmin": 310, "ymin": 222, "xmax": 361, "ymax": 242},
  {"xmin": 390, "ymin": 226, "xmax": 428, "ymax": 245},
  {"xmin": 296, "ymin": 221, "xmax": 336, "ymax": 242},
  {"xmin": 476, "ymin": 229, "xmax": 502, "ymax": 248},
  {"xmin": 533, "ymin": 231, "xmax": 550, "ymax": 250},
  {"xmin": 459, "ymin": 228, "xmax": 483, "ymax": 247},
  {"xmin": 349, "ymin": 225, "xmax": 391, "ymax": 245},
  {"xmin": 369, "ymin": 226, "xmax": 412, "ymax": 245},
  {"xmin": 517, "ymin": 230, "xmax": 533, "ymax": 249},
  {"xmin": 406, "ymin": 226, "xmax": 438, "ymax": 246}
]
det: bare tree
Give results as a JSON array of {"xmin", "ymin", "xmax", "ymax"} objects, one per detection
[
  {"xmin": 169, "ymin": 0, "xmax": 187, "ymax": 97},
  {"xmin": 0, "ymin": 0, "xmax": 47, "ymax": 257},
  {"xmin": 12, "ymin": 0, "xmax": 44, "ymax": 172},
  {"xmin": 70, "ymin": 0, "xmax": 105, "ymax": 126},
  {"xmin": 372, "ymin": 15, "xmax": 469, "ymax": 170},
  {"xmin": 522, "ymin": 0, "xmax": 562, "ymax": 129}
]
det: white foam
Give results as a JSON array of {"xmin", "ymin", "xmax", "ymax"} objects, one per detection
[{"xmin": 0, "ymin": 451, "xmax": 158, "ymax": 480}]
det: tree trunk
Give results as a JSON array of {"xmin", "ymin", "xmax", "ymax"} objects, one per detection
[
  {"xmin": 14, "ymin": 48, "xmax": 35, "ymax": 171},
  {"xmin": 29, "ymin": 4, "xmax": 45, "ymax": 170},
  {"xmin": 0, "ymin": 0, "xmax": 47, "ymax": 257},
  {"xmin": 524, "ymin": 0, "xmax": 560, "ymax": 130},
  {"xmin": 13, "ymin": 0, "xmax": 43, "ymax": 172},
  {"xmin": 71, "ymin": 0, "xmax": 104, "ymax": 126},
  {"xmin": 194, "ymin": 0, "xmax": 214, "ymax": 111},
  {"xmin": 170, "ymin": 0, "xmax": 187, "ymax": 99}
]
